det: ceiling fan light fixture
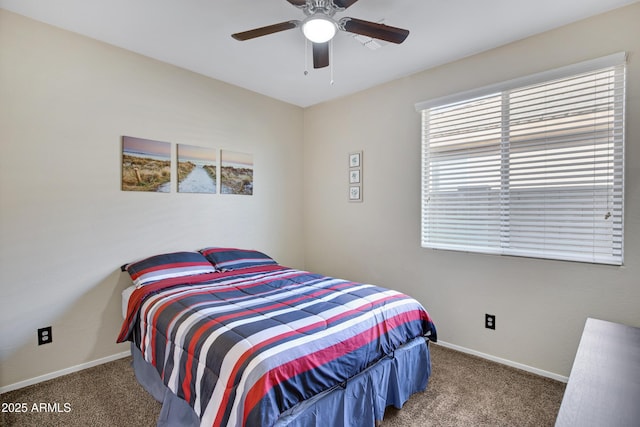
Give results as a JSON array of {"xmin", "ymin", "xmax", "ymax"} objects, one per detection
[{"xmin": 302, "ymin": 14, "xmax": 337, "ymax": 43}]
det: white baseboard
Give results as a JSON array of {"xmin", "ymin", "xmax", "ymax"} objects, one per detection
[
  {"xmin": 0, "ymin": 349, "xmax": 132, "ymax": 394},
  {"xmin": 434, "ymin": 340, "xmax": 568, "ymax": 383}
]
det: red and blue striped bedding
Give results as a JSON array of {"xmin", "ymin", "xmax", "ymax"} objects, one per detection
[{"xmin": 117, "ymin": 265, "xmax": 437, "ymax": 427}]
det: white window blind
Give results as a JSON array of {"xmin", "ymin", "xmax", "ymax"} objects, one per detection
[{"xmin": 417, "ymin": 54, "xmax": 625, "ymax": 265}]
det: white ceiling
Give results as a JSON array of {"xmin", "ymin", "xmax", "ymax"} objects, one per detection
[{"xmin": 1, "ymin": 0, "xmax": 637, "ymax": 107}]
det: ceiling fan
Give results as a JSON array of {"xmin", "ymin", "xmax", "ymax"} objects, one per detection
[{"xmin": 231, "ymin": 0, "xmax": 410, "ymax": 69}]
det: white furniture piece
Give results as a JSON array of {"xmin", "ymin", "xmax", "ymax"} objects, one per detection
[{"xmin": 556, "ymin": 317, "xmax": 640, "ymax": 427}]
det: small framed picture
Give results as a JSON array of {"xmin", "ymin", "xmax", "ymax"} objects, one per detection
[
  {"xmin": 349, "ymin": 185, "xmax": 362, "ymax": 202},
  {"xmin": 349, "ymin": 169, "xmax": 361, "ymax": 184},
  {"xmin": 349, "ymin": 152, "xmax": 361, "ymax": 168}
]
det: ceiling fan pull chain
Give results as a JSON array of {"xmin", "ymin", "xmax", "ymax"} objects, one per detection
[
  {"xmin": 304, "ymin": 38, "xmax": 309, "ymax": 75},
  {"xmin": 330, "ymin": 39, "xmax": 335, "ymax": 85}
]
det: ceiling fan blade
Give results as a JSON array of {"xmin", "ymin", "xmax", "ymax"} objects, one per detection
[
  {"xmin": 285, "ymin": 0, "xmax": 307, "ymax": 6},
  {"xmin": 232, "ymin": 20, "xmax": 300, "ymax": 41},
  {"xmin": 312, "ymin": 42, "xmax": 330, "ymax": 69},
  {"xmin": 332, "ymin": 0, "xmax": 359, "ymax": 9},
  {"xmin": 339, "ymin": 18, "xmax": 409, "ymax": 44}
]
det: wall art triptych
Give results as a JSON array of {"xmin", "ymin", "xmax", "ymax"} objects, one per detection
[{"xmin": 121, "ymin": 136, "xmax": 253, "ymax": 195}]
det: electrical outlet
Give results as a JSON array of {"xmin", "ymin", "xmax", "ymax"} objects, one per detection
[
  {"xmin": 485, "ymin": 314, "xmax": 496, "ymax": 330},
  {"xmin": 38, "ymin": 326, "xmax": 52, "ymax": 345}
]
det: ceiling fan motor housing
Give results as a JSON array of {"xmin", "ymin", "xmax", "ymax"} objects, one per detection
[{"xmin": 300, "ymin": 1, "xmax": 343, "ymax": 17}]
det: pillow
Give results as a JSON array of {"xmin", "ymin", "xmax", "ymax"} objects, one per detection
[
  {"xmin": 122, "ymin": 251, "xmax": 217, "ymax": 287},
  {"xmin": 199, "ymin": 247, "xmax": 277, "ymax": 271}
]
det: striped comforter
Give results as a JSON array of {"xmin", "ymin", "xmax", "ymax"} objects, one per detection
[{"xmin": 117, "ymin": 265, "xmax": 437, "ymax": 427}]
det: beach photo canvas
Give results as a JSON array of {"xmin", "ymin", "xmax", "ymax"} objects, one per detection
[
  {"xmin": 121, "ymin": 136, "xmax": 171, "ymax": 192},
  {"xmin": 177, "ymin": 144, "xmax": 217, "ymax": 193},
  {"xmin": 221, "ymin": 150, "xmax": 253, "ymax": 195}
]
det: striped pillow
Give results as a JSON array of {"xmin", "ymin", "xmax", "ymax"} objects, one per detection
[
  {"xmin": 123, "ymin": 251, "xmax": 217, "ymax": 287},
  {"xmin": 199, "ymin": 247, "xmax": 277, "ymax": 271}
]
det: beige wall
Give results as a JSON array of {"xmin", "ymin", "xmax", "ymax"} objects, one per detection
[
  {"xmin": 303, "ymin": 3, "xmax": 640, "ymax": 378},
  {"xmin": 0, "ymin": 10, "xmax": 304, "ymax": 388}
]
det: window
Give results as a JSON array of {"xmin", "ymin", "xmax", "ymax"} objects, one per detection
[{"xmin": 416, "ymin": 53, "xmax": 625, "ymax": 265}]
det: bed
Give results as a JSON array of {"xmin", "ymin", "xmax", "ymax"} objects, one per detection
[{"xmin": 117, "ymin": 248, "xmax": 437, "ymax": 427}]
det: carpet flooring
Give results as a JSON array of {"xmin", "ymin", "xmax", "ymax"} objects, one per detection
[{"xmin": 1, "ymin": 344, "xmax": 565, "ymax": 426}]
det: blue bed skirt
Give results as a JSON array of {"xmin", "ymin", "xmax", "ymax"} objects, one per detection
[{"xmin": 131, "ymin": 337, "xmax": 431, "ymax": 427}]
